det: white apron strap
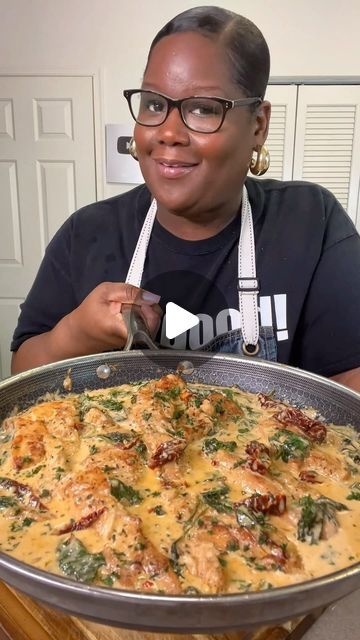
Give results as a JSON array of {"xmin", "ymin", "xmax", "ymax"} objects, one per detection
[
  {"xmin": 125, "ymin": 198, "xmax": 157, "ymax": 287},
  {"xmin": 125, "ymin": 187, "xmax": 260, "ymax": 350},
  {"xmin": 237, "ymin": 185, "xmax": 260, "ymax": 350}
]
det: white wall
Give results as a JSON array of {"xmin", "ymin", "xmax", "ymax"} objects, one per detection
[{"xmin": 1, "ymin": 0, "xmax": 360, "ymax": 199}]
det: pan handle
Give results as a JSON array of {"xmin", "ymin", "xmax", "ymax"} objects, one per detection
[{"xmin": 121, "ymin": 303, "xmax": 159, "ymax": 351}]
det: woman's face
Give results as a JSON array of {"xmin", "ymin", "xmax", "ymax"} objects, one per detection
[{"xmin": 134, "ymin": 31, "xmax": 270, "ymax": 218}]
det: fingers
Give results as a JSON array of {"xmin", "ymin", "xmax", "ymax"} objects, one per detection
[
  {"xmin": 140, "ymin": 303, "xmax": 163, "ymax": 338},
  {"xmin": 102, "ymin": 282, "xmax": 160, "ymax": 305},
  {"xmin": 73, "ymin": 283, "xmax": 162, "ymax": 353}
]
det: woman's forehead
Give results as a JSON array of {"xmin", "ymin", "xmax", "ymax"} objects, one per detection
[{"xmin": 143, "ymin": 32, "xmax": 237, "ymax": 97}]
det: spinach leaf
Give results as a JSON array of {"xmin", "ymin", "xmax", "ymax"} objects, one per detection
[
  {"xmin": 100, "ymin": 431, "xmax": 133, "ymax": 445},
  {"xmin": 170, "ymin": 541, "xmax": 183, "ymax": 577},
  {"xmin": 78, "ymin": 393, "xmax": 124, "ymax": 419},
  {"xmin": 341, "ymin": 437, "xmax": 360, "ymax": 465},
  {"xmin": 57, "ymin": 536, "xmax": 105, "ymax": 583},
  {"xmin": 0, "ymin": 496, "xmax": 17, "ymax": 509},
  {"xmin": 110, "ymin": 478, "xmax": 142, "ymax": 505},
  {"xmin": 297, "ymin": 495, "xmax": 348, "ymax": 544},
  {"xmin": 97, "ymin": 398, "xmax": 124, "ymax": 412},
  {"xmin": 134, "ymin": 441, "xmax": 147, "ymax": 459},
  {"xmin": 201, "ymin": 485, "xmax": 233, "ymax": 514},
  {"xmin": 235, "ymin": 505, "xmax": 264, "ymax": 529},
  {"xmin": 169, "ymin": 499, "xmax": 207, "ymax": 578},
  {"xmin": 347, "ymin": 482, "xmax": 360, "ymax": 500},
  {"xmin": 347, "ymin": 492, "xmax": 360, "ymax": 500},
  {"xmin": 0, "ymin": 431, "xmax": 11, "ymax": 444}
]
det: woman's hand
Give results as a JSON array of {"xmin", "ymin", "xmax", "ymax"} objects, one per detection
[
  {"xmin": 11, "ymin": 283, "xmax": 162, "ymax": 374},
  {"xmin": 64, "ymin": 282, "xmax": 161, "ymax": 354}
]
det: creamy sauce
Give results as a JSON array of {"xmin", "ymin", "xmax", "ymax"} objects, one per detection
[{"xmin": 0, "ymin": 375, "xmax": 359, "ymax": 595}]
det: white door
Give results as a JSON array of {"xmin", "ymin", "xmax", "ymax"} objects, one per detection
[
  {"xmin": 293, "ymin": 85, "xmax": 360, "ymax": 226},
  {"xmin": 0, "ymin": 76, "xmax": 97, "ymax": 379}
]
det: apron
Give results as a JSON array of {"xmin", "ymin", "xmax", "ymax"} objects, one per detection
[{"xmin": 125, "ymin": 186, "xmax": 277, "ymax": 362}]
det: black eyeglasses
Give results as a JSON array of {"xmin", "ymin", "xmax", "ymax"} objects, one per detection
[{"xmin": 123, "ymin": 89, "xmax": 262, "ymax": 134}]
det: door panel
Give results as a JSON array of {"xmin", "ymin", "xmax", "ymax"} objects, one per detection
[{"xmin": 0, "ymin": 76, "xmax": 97, "ymax": 378}]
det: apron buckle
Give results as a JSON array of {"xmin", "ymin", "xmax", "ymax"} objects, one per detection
[{"xmin": 237, "ymin": 277, "xmax": 260, "ymax": 293}]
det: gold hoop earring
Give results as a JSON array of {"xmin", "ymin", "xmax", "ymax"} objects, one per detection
[
  {"xmin": 250, "ymin": 145, "xmax": 270, "ymax": 176},
  {"xmin": 128, "ymin": 138, "xmax": 138, "ymax": 161}
]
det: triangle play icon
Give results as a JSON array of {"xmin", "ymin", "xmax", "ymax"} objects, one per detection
[{"xmin": 165, "ymin": 302, "xmax": 200, "ymax": 340}]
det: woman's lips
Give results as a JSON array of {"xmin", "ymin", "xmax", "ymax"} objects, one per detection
[{"xmin": 153, "ymin": 158, "xmax": 198, "ymax": 179}]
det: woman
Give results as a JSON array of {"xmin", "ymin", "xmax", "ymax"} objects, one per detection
[{"xmin": 11, "ymin": 6, "xmax": 360, "ymax": 391}]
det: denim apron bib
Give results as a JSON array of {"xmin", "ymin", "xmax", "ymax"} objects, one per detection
[{"xmin": 125, "ymin": 187, "xmax": 277, "ymax": 363}]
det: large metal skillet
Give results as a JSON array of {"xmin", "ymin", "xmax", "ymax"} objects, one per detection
[{"xmin": 0, "ymin": 349, "xmax": 359, "ymax": 633}]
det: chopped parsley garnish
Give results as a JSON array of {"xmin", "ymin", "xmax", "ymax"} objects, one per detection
[
  {"xmin": 202, "ymin": 438, "xmax": 237, "ymax": 455},
  {"xmin": 154, "ymin": 387, "xmax": 181, "ymax": 403},
  {"xmin": 134, "ymin": 441, "xmax": 147, "ymax": 458},
  {"xmin": 153, "ymin": 505, "xmax": 166, "ymax": 516},
  {"xmin": 270, "ymin": 429, "xmax": 311, "ymax": 462},
  {"xmin": 25, "ymin": 464, "xmax": 45, "ymax": 477}
]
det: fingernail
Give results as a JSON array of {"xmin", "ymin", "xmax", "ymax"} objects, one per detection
[{"xmin": 141, "ymin": 290, "xmax": 161, "ymax": 303}]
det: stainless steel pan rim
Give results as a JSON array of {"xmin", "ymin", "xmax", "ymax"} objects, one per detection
[
  {"xmin": 0, "ymin": 350, "xmax": 359, "ymax": 632},
  {"xmin": 0, "ymin": 551, "xmax": 358, "ymax": 632}
]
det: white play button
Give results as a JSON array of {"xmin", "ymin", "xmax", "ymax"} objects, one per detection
[{"xmin": 165, "ymin": 302, "xmax": 199, "ymax": 340}]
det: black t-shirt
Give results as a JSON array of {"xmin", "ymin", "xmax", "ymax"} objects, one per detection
[{"xmin": 11, "ymin": 177, "xmax": 360, "ymax": 377}]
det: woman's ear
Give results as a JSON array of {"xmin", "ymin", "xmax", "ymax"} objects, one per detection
[{"xmin": 253, "ymin": 100, "xmax": 271, "ymax": 145}]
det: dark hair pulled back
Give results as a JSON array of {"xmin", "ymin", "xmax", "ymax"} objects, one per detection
[{"xmin": 147, "ymin": 5, "xmax": 270, "ymax": 100}]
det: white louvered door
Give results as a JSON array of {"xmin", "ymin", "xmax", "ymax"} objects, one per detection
[
  {"xmin": 0, "ymin": 76, "xmax": 97, "ymax": 379},
  {"xmin": 293, "ymin": 85, "xmax": 360, "ymax": 227},
  {"xmin": 260, "ymin": 85, "xmax": 297, "ymax": 180}
]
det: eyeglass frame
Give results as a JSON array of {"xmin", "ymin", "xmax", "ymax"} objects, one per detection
[{"xmin": 123, "ymin": 89, "xmax": 262, "ymax": 134}]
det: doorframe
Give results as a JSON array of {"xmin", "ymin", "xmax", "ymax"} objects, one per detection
[{"xmin": 0, "ymin": 67, "xmax": 104, "ymax": 201}]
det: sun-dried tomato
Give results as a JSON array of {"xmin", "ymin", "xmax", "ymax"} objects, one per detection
[
  {"xmin": 275, "ymin": 407, "xmax": 327, "ymax": 443},
  {"xmin": 245, "ymin": 458, "xmax": 268, "ymax": 475},
  {"xmin": 0, "ymin": 477, "xmax": 47, "ymax": 511},
  {"xmin": 258, "ymin": 393, "xmax": 280, "ymax": 409},
  {"xmin": 55, "ymin": 507, "xmax": 106, "ymax": 535},
  {"xmin": 148, "ymin": 438, "xmax": 186, "ymax": 469},
  {"xmin": 245, "ymin": 441, "xmax": 270, "ymax": 458},
  {"xmin": 244, "ymin": 493, "xmax": 287, "ymax": 515},
  {"xmin": 245, "ymin": 441, "xmax": 271, "ymax": 475},
  {"xmin": 299, "ymin": 470, "xmax": 323, "ymax": 484}
]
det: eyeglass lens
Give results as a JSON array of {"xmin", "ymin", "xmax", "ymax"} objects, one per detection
[{"xmin": 130, "ymin": 91, "xmax": 224, "ymax": 133}]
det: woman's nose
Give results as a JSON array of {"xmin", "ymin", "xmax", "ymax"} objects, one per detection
[{"xmin": 155, "ymin": 106, "xmax": 190, "ymax": 145}]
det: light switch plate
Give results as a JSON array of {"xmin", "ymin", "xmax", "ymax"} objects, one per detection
[{"xmin": 105, "ymin": 123, "xmax": 143, "ymax": 184}]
